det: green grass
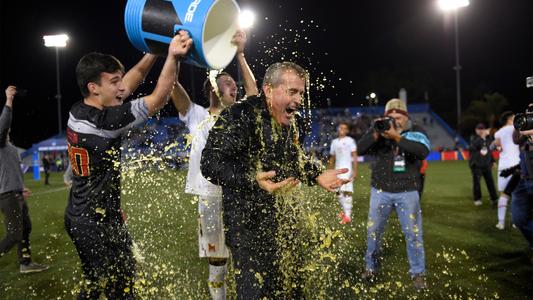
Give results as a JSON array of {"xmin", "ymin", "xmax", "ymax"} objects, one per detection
[{"xmin": 0, "ymin": 161, "xmax": 531, "ymax": 299}]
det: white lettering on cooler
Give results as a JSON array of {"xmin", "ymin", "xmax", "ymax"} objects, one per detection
[{"xmin": 185, "ymin": 0, "xmax": 202, "ymax": 23}]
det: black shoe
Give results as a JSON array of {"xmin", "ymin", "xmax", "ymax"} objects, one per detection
[
  {"xmin": 361, "ymin": 270, "xmax": 378, "ymax": 282},
  {"xmin": 20, "ymin": 262, "xmax": 49, "ymax": 274},
  {"xmin": 413, "ymin": 275, "xmax": 427, "ymax": 291}
]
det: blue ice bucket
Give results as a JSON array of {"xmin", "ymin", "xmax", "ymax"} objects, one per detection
[{"xmin": 125, "ymin": 0, "xmax": 240, "ymax": 70}]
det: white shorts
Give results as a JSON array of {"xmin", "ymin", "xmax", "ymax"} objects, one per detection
[
  {"xmin": 198, "ymin": 195, "xmax": 229, "ymax": 258},
  {"xmin": 497, "ymin": 173, "xmax": 511, "ymax": 192}
]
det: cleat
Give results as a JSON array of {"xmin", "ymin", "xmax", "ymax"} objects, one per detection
[
  {"xmin": 339, "ymin": 215, "xmax": 352, "ymax": 224},
  {"xmin": 413, "ymin": 275, "xmax": 427, "ymax": 291},
  {"xmin": 20, "ymin": 262, "xmax": 49, "ymax": 274},
  {"xmin": 361, "ymin": 270, "xmax": 377, "ymax": 282}
]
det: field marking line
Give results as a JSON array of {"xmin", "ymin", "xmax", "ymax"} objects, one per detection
[{"xmin": 30, "ymin": 186, "xmax": 70, "ymax": 197}]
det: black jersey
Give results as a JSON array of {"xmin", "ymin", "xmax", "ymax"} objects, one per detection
[{"xmin": 65, "ymin": 99, "xmax": 149, "ymax": 224}]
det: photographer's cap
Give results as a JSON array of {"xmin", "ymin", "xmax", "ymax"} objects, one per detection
[
  {"xmin": 475, "ymin": 122, "xmax": 487, "ymax": 130},
  {"xmin": 385, "ymin": 98, "xmax": 408, "ymax": 116}
]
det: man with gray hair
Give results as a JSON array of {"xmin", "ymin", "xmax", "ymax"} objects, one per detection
[{"xmin": 201, "ymin": 62, "xmax": 350, "ymax": 298}]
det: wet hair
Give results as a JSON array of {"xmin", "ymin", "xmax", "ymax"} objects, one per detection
[
  {"xmin": 76, "ymin": 52, "xmax": 125, "ymax": 97},
  {"xmin": 499, "ymin": 110, "xmax": 514, "ymax": 126},
  {"xmin": 202, "ymin": 71, "xmax": 232, "ymax": 99},
  {"xmin": 262, "ymin": 62, "xmax": 308, "ymax": 88}
]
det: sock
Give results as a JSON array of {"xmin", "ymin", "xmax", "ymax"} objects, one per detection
[
  {"xmin": 343, "ymin": 196, "xmax": 353, "ymax": 218},
  {"xmin": 208, "ymin": 263, "xmax": 227, "ymax": 300},
  {"xmin": 497, "ymin": 196, "xmax": 508, "ymax": 224},
  {"xmin": 337, "ymin": 195, "xmax": 345, "ymax": 214},
  {"xmin": 338, "ymin": 195, "xmax": 352, "ymax": 218}
]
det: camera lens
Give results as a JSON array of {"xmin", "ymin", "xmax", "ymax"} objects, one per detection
[
  {"xmin": 514, "ymin": 112, "xmax": 533, "ymax": 131},
  {"xmin": 374, "ymin": 118, "xmax": 391, "ymax": 132}
]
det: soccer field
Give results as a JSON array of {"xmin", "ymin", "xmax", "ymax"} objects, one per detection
[{"xmin": 0, "ymin": 161, "xmax": 531, "ymax": 299}]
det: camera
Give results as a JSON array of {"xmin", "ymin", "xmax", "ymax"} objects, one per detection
[
  {"xmin": 499, "ymin": 164, "xmax": 520, "ymax": 178},
  {"xmin": 513, "ymin": 105, "xmax": 533, "ymax": 131},
  {"xmin": 373, "ymin": 117, "xmax": 394, "ymax": 133}
]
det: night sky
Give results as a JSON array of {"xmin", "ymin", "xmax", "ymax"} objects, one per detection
[{"xmin": 1, "ymin": 0, "xmax": 532, "ymax": 148}]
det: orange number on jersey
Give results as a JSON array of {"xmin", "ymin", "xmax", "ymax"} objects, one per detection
[{"xmin": 68, "ymin": 144, "xmax": 90, "ymax": 176}]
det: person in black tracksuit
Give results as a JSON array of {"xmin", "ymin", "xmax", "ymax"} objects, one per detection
[
  {"xmin": 64, "ymin": 33, "xmax": 191, "ymax": 299},
  {"xmin": 469, "ymin": 123, "xmax": 498, "ymax": 206},
  {"xmin": 42, "ymin": 156, "xmax": 50, "ymax": 185},
  {"xmin": 201, "ymin": 62, "xmax": 349, "ymax": 299}
]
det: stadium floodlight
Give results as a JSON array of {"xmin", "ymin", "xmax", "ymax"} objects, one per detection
[
  {"xmin": 43, "ymin": 34, "xmax": 69, "ymax": 134},
  {"xmin": 43, "ymin": 34, "xmax": 69, "ymax": 48},
  {"xmin": 369, "ymin": 92, "xmax": 376, "ymax": 99},
  {"xmin": 437, "ymin": 0, "xmax": 469, "ymax": 11},
  {"xmin": 437, "ymin": 0, "xmax": 469, "ymax": 130},
  {"xmin": 239, "ymin": 9, "xmax": 256, "ymax": 29}
]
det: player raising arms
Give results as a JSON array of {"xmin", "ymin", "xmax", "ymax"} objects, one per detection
[
  {"xmin": 171, "ymin": 29, "xmax": 258, "ymax": 300},
  {"xmin": 65, "ymin": 31, "xmax": 192, "ymax": 299}
]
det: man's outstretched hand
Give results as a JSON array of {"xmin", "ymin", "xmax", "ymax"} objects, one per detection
[
  {"xmin": 316, "ymin": 168, "xmax": 350, "ymax": 192},
  {"xmin": 256, "ymin": 170, "xmax": 299, "ymax": 193}
]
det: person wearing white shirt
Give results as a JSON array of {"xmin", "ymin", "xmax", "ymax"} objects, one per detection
[
  {"xmin": 328, "ymin": 122, "xmax": 358, "ymax": 224},
  {"xmin": 493, "ymin": 111, "xmax": 521, "ymax": 230},
  {"xmin": 170, "ymin": 29, "xmax": 258, "ymax": 300}
]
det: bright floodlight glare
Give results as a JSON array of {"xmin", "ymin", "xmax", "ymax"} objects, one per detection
[
  {"xmin": 438, "ymin": 0, "xmax": 470, "ymax": 11},
  {"xmin": 43, "ymin": 34, "xmax": 69, "ymax": 47},
  {"xmin": 239, "ymin": 10, "xmax": 256, "ymax": 29},
  {"xmin": 369, "ymin": 92, "xmax": 376, "ymax": 98}
]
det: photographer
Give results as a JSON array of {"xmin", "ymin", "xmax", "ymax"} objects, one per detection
[
  {"xmin": 511, "ymin": 103, "xmax": 533, "ymax": 264},
  {"xmin": 358, "ymin": 99, "xmax": 430, "ymax": 290}
]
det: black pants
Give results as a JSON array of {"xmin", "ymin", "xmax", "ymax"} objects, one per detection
[
  {"xmin": 65, "ymin": 217, "xmax": 136, "ymax": 300},
  {"xmin": 44, "ymin": 170, "xmax": 50, "ymax": 185},
  {"xmin": 0, "ymin": 191, "xmax": 31, "ymax": 265},
  {"xmin": 471, "ymin": 166, "xmax": 498, "ymax": 202},
  {"xmin": 418, "ymin": 174, "xmax": 426, "ymax": 199},
  {"xmin": 225, "ymin": 211, "xmax": 304, "ymax": 299}
]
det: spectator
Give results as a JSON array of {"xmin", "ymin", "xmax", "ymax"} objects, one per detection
[
  {"xmin": 42, "ymin": 155, "xmax": 50, "ymax": 185},
  {"xmin": 0, "ymin": 85, "xmax": 49, "ymax": 273},
  {"xmin": 468, "ymin": 123, "xmax": 498, "ymax": 206}
]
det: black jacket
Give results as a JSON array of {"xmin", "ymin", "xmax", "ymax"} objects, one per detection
[
  {"xmin": 200, "ymin": 95, "xmax": 323, "ymax": 240},
  {"xmin": 358, "ymin": 124, "xmax": 430, "ymax": 193},
  {"xmin": 468, "ymin": 134, "xmax": 495, "ymax": 168}
]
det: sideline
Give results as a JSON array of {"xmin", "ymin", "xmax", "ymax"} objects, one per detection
[{"xmin": 30, "ymin": 186, "xmax": 70, "ymax": 197}]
